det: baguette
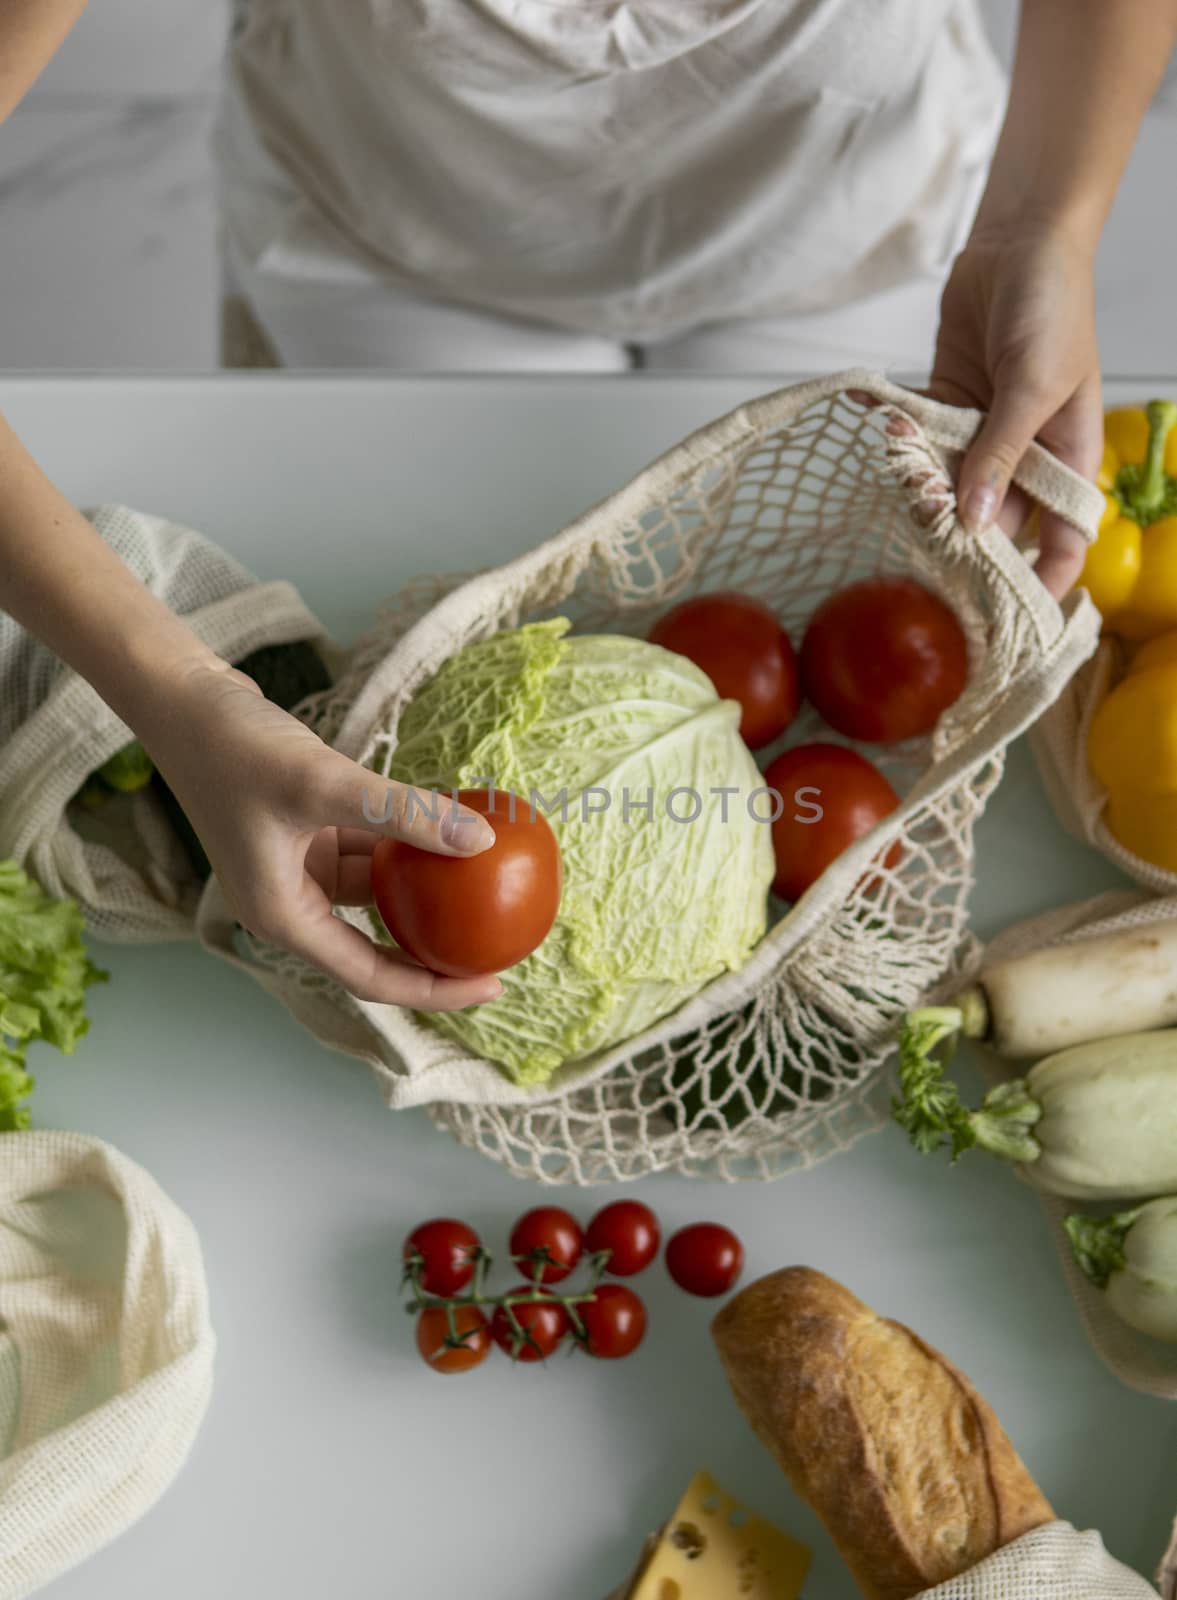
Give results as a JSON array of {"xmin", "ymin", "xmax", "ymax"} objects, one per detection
[{"xmin": 711, "ymin": 1266, "xmax": 1054, "ymax": 1600}]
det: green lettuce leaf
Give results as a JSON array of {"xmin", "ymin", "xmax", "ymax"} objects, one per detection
[{"xmin": 0, "ymin": 859, "xmax": 109, "ymax": 1129}]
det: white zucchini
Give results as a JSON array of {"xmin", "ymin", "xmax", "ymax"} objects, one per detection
[
  {"xmin": 1066, "ymin": 1196, "xmax": 1177, "ymax": 1344},
  {"xmin": 894, "ymin": 1022, "xmax": 1177, "ymax": 1200},
  {"xmin": 932, "ymin": 918, "xmax": 1177, "ymax": 1059}
]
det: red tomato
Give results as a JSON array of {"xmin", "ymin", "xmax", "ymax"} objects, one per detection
[
  {"xmin": 801, "ymin": 576, "xmax": 968, "ymax": 743},
  {"xmin": 665, "ymin": 1223, "xmax": 744, "ymax": 1298},
  {"xmin": 577, "ymin": 1284, "xmax": 648, "ymax": 1359},
  {"xmin": 650, "ymin": 592, "xmax": 800, "ymax": 750},
  {"xmin": 584, "ymin": 1200, "xmax": 661, "ymax": 1277},
  {"xmin": 510, "ymin": 1207, "xmax": 583, "ymax": 1285},
  {"xmin": 765, "ymin": 743, "xmax": 901, "ymax": 902},
  {"xmin": 415, "ymin": 1304, "xmax": 491, "ymax": 1374},
  {"xmin": 403, "ymin": 1218, "xmax": 482, "ymax": 1297},
  {"xmin": 370, "ymin": 788, "xmax": 562, "ymax": 977},
  {"xmin": 490, "ymin": 1287, "xmax": 571, "ymax": 1362}
]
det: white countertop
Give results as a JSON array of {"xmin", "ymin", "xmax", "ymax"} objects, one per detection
[{"xmin": 3, "ymin": 375, "xmax": 1174, "ymax": 1600}]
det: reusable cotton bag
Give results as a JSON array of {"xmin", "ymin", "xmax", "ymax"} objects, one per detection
[
  {"xmin": 0, "ymin": 503, "xmax": 336, "ymax": 943},
  {"xmin": 0, "ymin": 1132, "xmax": 215, "ymax": 1599},
  {"xmin": 914, "ymin": 1527, "xmax": 1162, "ymax": 1600},
  {"xmin": 605, "ymin": 1522, "xmax": 1161, "ymax": 1600},
  {"xmin": 196, "ymin": 369, "xmax": 1106, "ymax": 1185}
]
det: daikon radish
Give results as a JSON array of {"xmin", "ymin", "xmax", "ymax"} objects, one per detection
[{"xmin": 923, "ymin": 919, "xmax": 1177, "ymax": 1060}]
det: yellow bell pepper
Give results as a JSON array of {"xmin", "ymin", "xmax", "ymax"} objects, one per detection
[
  {"xmin": 1089, "ymin": 632, "xmax": 1177, "ymax": 870},
  {"xmin": 1080, "ymin": 399, "xmax": 1177, "ymax": 639},
  {"xmin": 1127, "ymin": 630, "xmax": 1177, "ymax": 677}
]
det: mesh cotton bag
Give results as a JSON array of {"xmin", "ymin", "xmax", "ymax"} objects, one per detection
[
  {"xmin": 0, "ymin": 504, "xmax": 336, "ymax": 943},
  {"xmin": 604, "ymin": 1523, "xmax": 1160, "ymax": 1600},
  {"xmin": 0, "ymin": 1131, "xmax": 215, "ymax": 1599},
  {"xmin": 196, "ymin": 370, "xmax": 1104, "ymax": 1184},
  {"xmin": 970, "ymin": 888, "xmax": 1177, "ymax": 1401},
  {"xmin": 913, "ymin": 1524, "xmax": 1159, "ymax": 1600}
]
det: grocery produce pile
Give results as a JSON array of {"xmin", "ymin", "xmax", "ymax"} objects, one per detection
[
  {"xmin": 888, "ymin": 397, "xmax": 1177, "ymax": 1363},
  {"xmin": 895, "ymin": 853, "xmax": 1177, "ymax": 1352},
  {"xmin": 370, "ymin": 578, "xmax": 968, "ymax": 1089},
  {"xmin": 6, "ymin": 385, "xmax": 1175, "ymax": 1600},
  {"xmin": 184, "ymin": 376, "xmax": 1094, "ymax": 1184}
]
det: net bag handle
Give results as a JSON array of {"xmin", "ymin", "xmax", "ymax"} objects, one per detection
[
  {"xmin": 331, "ymin": 369, "xmax": 1104, "ymax": 766},
  {"xmin": 735, "ymin": 369, "xmax": 1106, "ymax": 542}
]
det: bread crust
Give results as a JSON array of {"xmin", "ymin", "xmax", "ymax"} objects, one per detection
[{"xmin": 711, "ymin": 1267, "xmax": 1053, "ymax": 1600}]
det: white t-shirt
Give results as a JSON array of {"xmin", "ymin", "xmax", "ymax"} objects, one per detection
[{"xmin": 224, "ymin": 0, "xmax": 1006, "ymax": 341}]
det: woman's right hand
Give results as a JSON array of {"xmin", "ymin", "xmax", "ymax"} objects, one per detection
[
  {"xmin": 0, "ymin": 412, "xmax": 499, "ymax": 1011},
  {"xmin": 143, "ymin": 656, "xmax": 503, "ymax": 1011}
]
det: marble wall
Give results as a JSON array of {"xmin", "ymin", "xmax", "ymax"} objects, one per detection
[
  {"xmin": 0, "ymin": 1, "xmax": 1173, "ymax": 372},
  {"xmin": 0, "ymin": 0, "xmax": 226, "ymax": 369}
]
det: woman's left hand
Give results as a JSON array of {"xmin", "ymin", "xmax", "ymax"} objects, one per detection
[{"xmin": 928, "ymin": 221, "xmax": 1103, "ymax": 599}]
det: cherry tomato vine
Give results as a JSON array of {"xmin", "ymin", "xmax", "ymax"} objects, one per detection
[
  {"xmin": 403, "ymin": 1204, "xmax": 743, "ymax": 1372},
  {"xmin": 403, "ymin": 1238, "xmax": 630, "ymax": 1368}
]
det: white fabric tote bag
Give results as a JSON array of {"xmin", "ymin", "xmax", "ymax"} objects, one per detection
[{"xmin": 0, "ymin": 1132, "xmax": 215, "ymax": 1599}]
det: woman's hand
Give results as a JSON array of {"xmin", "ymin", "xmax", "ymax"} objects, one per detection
[
  {"xmin": 144, "ymin": 658, "xmax": 503, "ymax": 1011},
  {"xmin": 0, "ymin": 416, "xmax": 502, "ymax": 1012},
  {"xmin": 929, "ymin": 222, "xmax": 1103, "ymax": 598},
  {"xmin": 927, "ymin": 0, "xmax": 1177, "ymax": 598}
]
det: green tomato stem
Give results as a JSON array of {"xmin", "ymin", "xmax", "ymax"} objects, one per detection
[
  {"xmin": 443, "ymin": 1300, "xmax": 460, "ymax": 1347},
  {"xmin": 402, "ymin": 1253, "xmax": 429, "ymax": 1308},
  {"xmin": 471, "ymin": 1245, "xmax": 492, "ymax": 1301}
]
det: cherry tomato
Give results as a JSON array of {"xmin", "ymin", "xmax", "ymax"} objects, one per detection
[
  {"xmin": 403, "ymin": 1218, "xmax": 482, "ymax": 1297},
  {"xmin": 801, "ymin": 576, "xmax": 968, "ymax": 743},
  {"xmin": 650, "ymin": 592, "xmax": 800, "ymax": 750},
  {"xmin": 371, "ymin": 788, "xmax": 562, "ymax": 978},
  {"xmin": 510, "ymin": 1206, "xmax": 583, "ymax": 1285},
  {"xmin": 490, "ymin": 1286, "xmax": 571, "ymax": 1362},
  {"xmin": 665, "ymin": 1223, "xmax": 744, "ymax": 1298},
  {"xmin": 765, "ymin": 742, "xmax": 901, "ymax": 902},
  {"xmin": 415, "ymin": 1304, "xmax": 491, "ymax": 1374},
  {"xmin": 577, "ymin": 1284, "xmax": 648, "ymax": 1359},
  {"xmin": 584, "ymin": 1200, "xmax": 661, "ymax": 1277}
]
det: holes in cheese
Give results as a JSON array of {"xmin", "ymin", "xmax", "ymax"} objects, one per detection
[{"xmin": 629, "ymin": 1470, "xmax": 811, "ymax": 1600}]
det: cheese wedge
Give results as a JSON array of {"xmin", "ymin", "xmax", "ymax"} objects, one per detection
[{"xmin": 629, "ymin": 1470, "xmax": 811, "ymax": 1599}]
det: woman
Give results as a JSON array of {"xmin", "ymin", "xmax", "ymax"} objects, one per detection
[
  {"xmin": 0, "ymin": 0, "xmax": 1173, "ymax": 1000},
  {"xmin": 216, "ymin": 0, "xmax": 1006, "ymax": 377}
]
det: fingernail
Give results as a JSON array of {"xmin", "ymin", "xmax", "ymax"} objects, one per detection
[
  {"xmin": 440, "ymin": 810, "xmax": 495, "ymax": 852},
  {"xmin": 962, "ymin": 486, "xmax": 997, "ymax": 532}
]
